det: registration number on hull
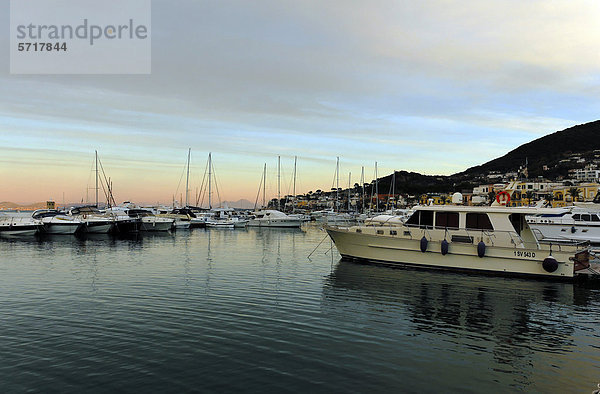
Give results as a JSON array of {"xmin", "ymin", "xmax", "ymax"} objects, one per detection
[{"xmin": 514, "ymin": 251, "xmax": 536, "ymax": 258}]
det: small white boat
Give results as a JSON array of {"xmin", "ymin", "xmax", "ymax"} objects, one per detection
[
  {"xmin": 526, "ymin": 206, "xmax": 600, "ymax": 244},
  {"xmin": 126, "ymin": 209, "xmax": 174, "ymax": 232},
  {"xmin": 0, "ymin": 214, "xmax": 43, "ymax": 236},
  {"xmin": 68, "ymin": 206, "xmax": 114, "ymax": 234},
  {"xmin": 206, "ymin": 220, "xmax": 235, "ymax": 229},
  {"xmin": 32, "ymin": 209, "xmax": 83, "ymax": 234},
  {"xmin": 173, "ymin": 220, "xmax": 191, "ymax": 230},
  {"xmin": 155, "ymin": 208, "xmax": 194, "ymax": 231},
  {"xmin": 247, "ymin": 210, "xmax": 302, "ymax": 228},
  {"xmin": 104, "ymin": 207, "xmax": 143, "ymax": 233},
  {"xmin": 207, "ymin": 208, "xmax": 248, "ymax": 228}
]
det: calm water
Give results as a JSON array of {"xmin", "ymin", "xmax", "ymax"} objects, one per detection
[{"xmin": 1, "ymin": 225, "xmax": 599, "ymax": 392}]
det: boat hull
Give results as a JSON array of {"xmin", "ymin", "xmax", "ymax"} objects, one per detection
[
  {"xmin": 140, "ymin": 219, "xmax": 173, "ymax": 232},
  {"xmin": 0, "ymin": 224, "xmax": 42, "ymax": 236},
  {"xmin": 173, "ymin": 220, "xmax": 191, "ymax": 230},
  {"xmin": 44, "ymin": 223, "xmax": 82, "ymax": 235},
  {"xmin": 326, "ymin": 226, "xmax": 580, "ymax": 280},
  {"xmin": 247, "ymin": 219, "xmax": 301, "ymax": 228},
  {"xmin": 82, "ymin": 221, "xmax": 113, "ymax": 234},
  {"xmin": 207, "ymin": 222, "xmax": 235, "ymax": 229},
  {"xmin": 114, "ymin": 219, "xmax": 142, "ymax": 233}
]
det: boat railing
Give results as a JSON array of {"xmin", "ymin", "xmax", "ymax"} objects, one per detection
[{"xmin": 530, "ymin": 228, "xmax": 590, "ymax": 250}]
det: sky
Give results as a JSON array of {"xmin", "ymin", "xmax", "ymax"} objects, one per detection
[{"xmin": 1, "ymin": 0, "xmax": 600, "ymax": 205}]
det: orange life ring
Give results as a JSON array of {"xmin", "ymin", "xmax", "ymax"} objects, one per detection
[{"xmin": 496, "ymin": 191, "xmax": 511, "ymax": 205}]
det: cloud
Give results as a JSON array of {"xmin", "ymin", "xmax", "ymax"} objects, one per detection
[{"xmin": 1, "ymin": 0, "xmax": 599, "ymax": 202}]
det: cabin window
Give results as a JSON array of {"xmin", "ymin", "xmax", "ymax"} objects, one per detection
[
  {"xmin": 466, "ymin": 213, "xmax": 493, "ymax": 231},
  {"xmin": 376, "ymin": 230, "xmax": 384, "ymax": 235},
  {"xmin": 405, "ymin": 211, "xmax": 434, "ymax": 229},
  {"xmin": 405, "ymin": 212, "xmax": 420, "ymax": 226},
  {"xmin": 435, "ymin": 212, "xmax": 459, "ymax": 229},
  {"xmin": 390, "ymin": 230, "xmax": 397, "ymax": 235},
  {"xmin": 509, "ymin": 213, "xmax": 522, "ymax": 235},
  {"xmin": 573, "ymin": 214, "xmax": 581, "ymax": 221},
  {"xmin": 420, "ymin": 211, "xmax": 433, "ymax": 229},
  {"xmin": 592, "ymin": 214, "xmax": 600, "ymax": 222},
  {"xmin": 581, "ymin": 214, "xmax": 591, "ymax": 222}
]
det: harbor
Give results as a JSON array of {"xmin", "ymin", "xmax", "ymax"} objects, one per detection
[
  {"xmin": 1, "ymin": 225, "xmax": 600, "ymax": 392},
  {"xmin": 4, "ymin": 0, "xmax": 600, "ymax": 391}
]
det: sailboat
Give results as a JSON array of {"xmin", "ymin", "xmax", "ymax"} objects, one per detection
[
  {"xmin": 247, "ymin": 160, "xmax": 302, "ymax": 228},
  {"xmin": 69, "ymin": 151, "xmax": 115, "ymax": 233},
  {"xmin": 313, "ymin": 157, "xmax": 353, "ymax": 224},
  {"xmin": 203, "ymin": 153, "xmax": 247, "ymax": 228},
  {"xmin": 157, "ymin": 149, "xmax": 195, "ymax": 229}
]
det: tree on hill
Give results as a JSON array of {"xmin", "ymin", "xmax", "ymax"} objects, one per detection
[
  {"xmin": 567, "ymin": 187, "xmax": 581, "ymax": 202},
  {"xmin": 525, "ymin": 190, "xmax": 534, "ymax": 205}
]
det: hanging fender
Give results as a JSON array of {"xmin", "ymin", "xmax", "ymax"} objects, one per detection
[
  {"xmin": 420, "ymin": 236, "xmax": 428, "ymax": 253},
  {"xmin": 477, "ymin": 241, "xmax": 486, "ymax": 258},
  {"xmin": 441, "ymin": 239, "xmax": 449, "ymax": 255},
  {"xmin": 542, "ymin": 256, "xmax": 559, "ymax": 273}
]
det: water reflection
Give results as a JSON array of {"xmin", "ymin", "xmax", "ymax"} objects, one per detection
[{"xmin": 323, "ymin": 260, "xmax": 600, "ymax": 390}]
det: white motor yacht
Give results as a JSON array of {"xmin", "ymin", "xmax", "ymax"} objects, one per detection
[
  {"xmin": 526, "ymin": 206, "xmax": 600, "ymax": 244},
  {"xmin": 326, "ymin": 205, "xmax": 595, "ymax": 280},
  {"xmin": 104, "ymin": 206, "xmax": 143, "ymax": 233},
  {"xmin": 156, "ymin": 208, "xmax": 194, "ymax": 230},
  {"xmin": 32, "ymin": 209, "xmax": 83, "ymax": 234},
  {"xmin": 207, "ymin": 208, "xmax": 248, "ymax": 228},
  {"xmin": 68, "ymin": 206, "xmax": 114, "ymax": 233},
  {"xmin": 0, "ymin": 213, "xmax": 43, "ymax": 236},
  {"xmin": 247, "ymin": 210, "xmax": 302, "ymax": 228},
  {"xmin": 126, "ymin": 209, "xmax": 174, "ymax": 232}
]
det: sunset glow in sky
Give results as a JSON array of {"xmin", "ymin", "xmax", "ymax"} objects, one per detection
[{"xmin": 2, "ymin": 1, "xmax": 600, "ymax": 204}]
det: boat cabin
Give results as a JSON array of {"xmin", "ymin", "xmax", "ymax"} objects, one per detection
[{"xmin": 402, "ymin": 205, "xmax": 565, "ymax": 247}]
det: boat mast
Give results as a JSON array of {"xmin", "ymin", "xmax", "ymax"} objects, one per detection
[
  {"xmin": 386, "ymin": 170, "xmax": 396, "ymax": 211},
  {"xmin": 336, "ymin": 157, "xmax": 339, "ymax": 212},
  {"xmin": 95, "ymin": 150, "xmax": 98, "ymax": 207},
  {"xmin": 185, "ymin": 148, "xmax": 191, "ymax": 207},
  {"xmin": 263, "ymin": 163, "xmax": 266, "ymax": 209},
  {"xmin": 361, "ymin": 166, "xmax": 365, "ymax": 213},
  {"xmin": 348, "ymin": 172, "xmax": 351, "ymax": 212},
  {"xmin": 392, "ymin": 170, "xmax": 396, "ymax": 209},
  {"xmin": 293, "ymin": 156, "xmax": 297, "ymax": 212},
  {"xmin": 375, "ymin": 161, "xmax": 379, "ymax": 212},
  {"xmin": 208, "ymin": 152, "xmax": 212, "ymax": 209},
  {"xmin": 277, "ymin": 155, "xmax": 281, "ymax": 210}
]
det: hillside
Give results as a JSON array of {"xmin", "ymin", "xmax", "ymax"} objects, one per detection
[
  {"xmin": 352, "ymin": 120, "xmax": 600, "ymax": 196},
  {"xmin": 458, "ymin": 120, "xmax": 600, "ymax": 178},
  {"xmin": 0, "ymin": 201, "xmax": 48, "ymax": 210}
]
